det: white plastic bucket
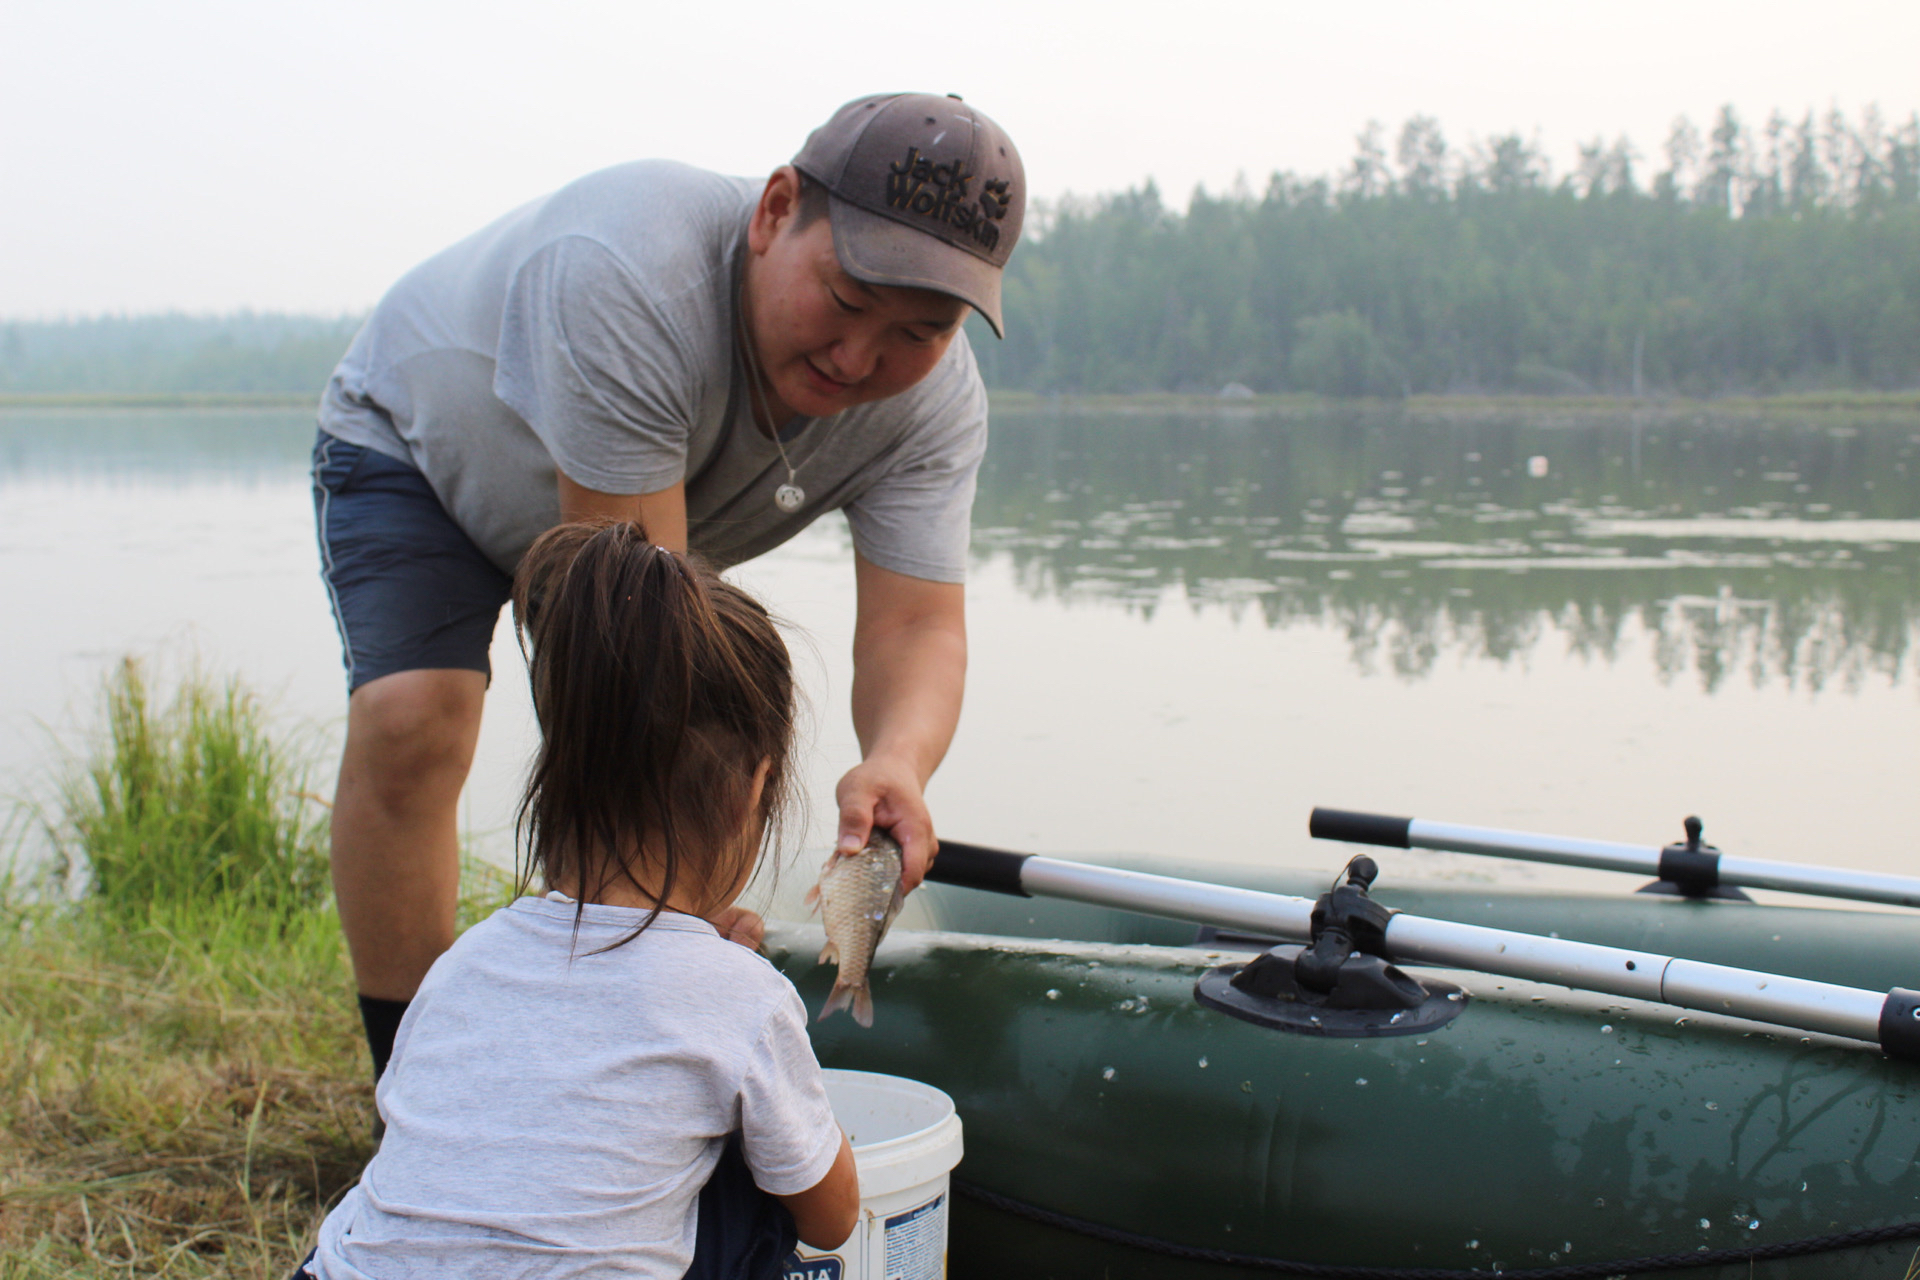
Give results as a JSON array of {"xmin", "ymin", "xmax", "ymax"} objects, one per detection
[{"xmin": 786, "ymin": 1068, "xmax": 963, "ymax": 1280}]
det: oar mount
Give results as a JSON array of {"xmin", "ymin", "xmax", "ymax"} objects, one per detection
[
  {"xmin": 1195, "ymin": 857, "xmax": 1468, "ymax": 1037},
  {"xmin": 1641, "ymin": 815, "xmax": 1753, "ymax": 901}
]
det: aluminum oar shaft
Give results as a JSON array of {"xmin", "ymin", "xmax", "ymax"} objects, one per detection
[
  {"xmin": 1310, "ymin": 808, "xmax": 1920, "ymax": 909},
  {"xmin": 928, "ymin": 842, "xmax": 1920, "ymax": 1058}
]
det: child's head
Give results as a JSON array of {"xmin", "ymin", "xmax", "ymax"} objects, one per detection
[{"xmin": 511, "ymin": 520, "xmax": 795, "ymax": 922}]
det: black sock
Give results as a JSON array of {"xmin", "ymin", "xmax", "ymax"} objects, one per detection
[{"xmin": 357, "ymin": 994, "xmax": 410, "ymax": 1082}]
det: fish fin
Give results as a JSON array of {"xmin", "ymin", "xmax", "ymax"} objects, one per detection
[
  {"xmin": 803, "ymin": 883, "xmax": 820, "ymax": 910},
  {"xmin": 819, "ymin": 981, "xmax": 855, "ymax": 1022},
  {"xmin": 816, "ymin": 940, "xmax": 840, "ymax": 966},
  {"xmin": 872, "ymin": 880, "xmax": 906, "ymax": 949},
  {"xmin": 851, "ymin": 987, "xmax": 874, "ymax": 1028}
]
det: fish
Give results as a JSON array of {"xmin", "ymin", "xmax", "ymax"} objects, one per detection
[{"xmin": 805, "ymin": 829, "xmax": 906, "ymax": 1027}]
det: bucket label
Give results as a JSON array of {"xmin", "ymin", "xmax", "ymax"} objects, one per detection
[
  {"xmin": 784, "ymin": 1258, "xmax": 842, "ymax": 1280},
  {"xmin": 883, "ymin": 1193, "xmax": 947, "ymax": 1280}
]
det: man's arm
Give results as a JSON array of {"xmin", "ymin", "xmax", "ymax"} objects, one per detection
[
  {"xmin": 836, "ymin": 552, "xmax": 967, "ymax": 890},
  {"xmin": 556, "ymin": 471, "xmax": 687, "ymax": 553}
]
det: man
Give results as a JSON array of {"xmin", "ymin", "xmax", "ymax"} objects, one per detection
[{"xmin": 312, "ymin": 92, "xmax": 1024, "ymax": 1079}]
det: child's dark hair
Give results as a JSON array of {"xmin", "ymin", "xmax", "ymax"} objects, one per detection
[{"xmin": 511, "ymin": 520, "xmax": 795, "ymax": 932}]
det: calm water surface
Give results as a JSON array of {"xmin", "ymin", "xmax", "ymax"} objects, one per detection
[{"xmin": 3, "ymin": 403, "xmax": 1916, "ymax": 903}]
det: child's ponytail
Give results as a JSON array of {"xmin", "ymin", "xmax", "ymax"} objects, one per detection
[{"xmin": 511, "ymin": 520, "xmax": 794, "ymax": 933}]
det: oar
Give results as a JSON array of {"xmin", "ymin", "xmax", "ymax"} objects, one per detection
[
  {"xmin": 926, "ymin": 841, "xmax": 1920, "ymax": 1060},
  {"xmin": 1308, "ymin": 807, "xmax": 1920, "ymax": 908}
]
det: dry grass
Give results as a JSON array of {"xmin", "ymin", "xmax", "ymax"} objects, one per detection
[
  {"xmin": 0, "ymin": 660, "xmax": 520, "ymax": 1277},
  {"xmin": 0, "ymin": 906, "xmax": 371, "ymax": 1279}
]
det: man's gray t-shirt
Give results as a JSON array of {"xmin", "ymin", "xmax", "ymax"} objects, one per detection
[
  {"xmin": 317, "ymin": 161, "xmax": 987, "ymax": 582},
  {"xmin": 312, "ymin": 898, "xmax": 843, "ymax": 1279}
]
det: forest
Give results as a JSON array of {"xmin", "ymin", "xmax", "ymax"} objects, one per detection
[
  {"xmin": 4, "ymin": 105, "xmax": 1917, "ymax": 399},
  {"xmin": 970, "ymin": 104, "xmax": 1920, "ymax": 396}
]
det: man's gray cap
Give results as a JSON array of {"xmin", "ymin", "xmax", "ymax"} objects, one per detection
[{"xmin": 793, "ymin": 93, "xmax": 1025, "ymax": 338}]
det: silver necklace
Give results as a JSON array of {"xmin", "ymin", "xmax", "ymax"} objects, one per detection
[{"xmin": 737, "ymin": 288, "xmax": 807, "ymax": 513}]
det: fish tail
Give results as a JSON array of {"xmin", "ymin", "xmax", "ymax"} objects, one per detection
[
  {"xmin": 820, "ymin": 979, "xmax": 860, "ymax": 1023},
  {"xmin": 851, "ymin": 986, "xmax": 874, "ymax": 1028},
  {"xmin": 817, "ymin": 982, "xmax": 856, "ymax": 1020}
]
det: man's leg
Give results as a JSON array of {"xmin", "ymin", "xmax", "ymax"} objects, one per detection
[{"xmin": 331, "ymin": 667, "xmax": 488, "ymax": 1072}]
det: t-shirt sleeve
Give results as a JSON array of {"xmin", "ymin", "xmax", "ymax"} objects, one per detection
[
  {"xmin": 492, "ymin": 235, "xmax": 704, "ymax": 495},
  {"xmin": 841, "ymin": 340, "xmax": 989, "ymax": 584},
  {"xmin": 738, "ymin": 988, "xmax": 844, "ymax": 1196}
]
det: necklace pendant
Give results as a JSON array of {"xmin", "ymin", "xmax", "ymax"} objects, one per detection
[{"xmin": 774, "ymin": 483, "xmax": 806, "ymax": 513}]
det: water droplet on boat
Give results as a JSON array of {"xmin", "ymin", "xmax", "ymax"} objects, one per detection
[
  {"xmin": 1198, "ymin": 1057, "xmax": 1208, "ymax": 1068},
  {"xmin": 1416, "ymin": 1039, "xmax": 1429, "ymax": 1046},
  {"xmin": 1601, "ymin": 1025, "xmax": 1613, "ymax": 1033},
  {"xmin": 1676, "ymin": 1017, "xmax": 1689, "ymax": 1026},
  {"xmin": 1698, "ymin": 1219, "xmax": 1711, "ymax": 1229},
  {"xmin": 1705, "ymin": 1101, "xmax": 1719, "ymax": 1110},
  {"xmin": 1593, "ymin": 1198, "xmax": 1606, "ymax": 1209},
  {"xmin": 1800, "ymin": 1182, "xmax": 1808, "ymax": 1192},
  {"xmin": 1749, "ymin": 1220, "xmax": 1761, "ymax": 1230},
  {"xmin": 1466, "ymin": 1240, "xmax": 1479, "ymax": 1250},
  {"xmin": 1240, "ymin": 1080, "xmax": 1252, "ymax": 1093},
  {"xmin": 1101, "ymin": 1067, "xmax": 1115, "ymax": 1081},
  {"xmin": 1045, "ymin": 989, "xmax": 1060, "ymax": 1000},
  {"xmin": 1355, "ymin": 1077, "xmax": 1369, "ymax": 1086}
]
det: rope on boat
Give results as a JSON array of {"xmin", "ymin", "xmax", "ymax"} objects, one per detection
[{"xmin": 952, "ymin": 1180, "xmax": 1920, "ymax": 1279}]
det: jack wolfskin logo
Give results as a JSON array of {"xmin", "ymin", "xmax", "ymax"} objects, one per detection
[{"xmin": 885, "ymin": 147, "xmax": 1011, "ymax": 252}]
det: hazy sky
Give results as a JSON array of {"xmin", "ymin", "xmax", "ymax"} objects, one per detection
[{"xmin": 5, "ymin": 0, "xmax": 1918, "ymax": 318}]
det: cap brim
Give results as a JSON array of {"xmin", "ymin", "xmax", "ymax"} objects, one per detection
[{"xmin": 827, "ymin": 195, "xmax": 1005, "ymax": 339}]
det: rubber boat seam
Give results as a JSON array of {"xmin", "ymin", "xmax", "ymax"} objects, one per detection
[{"xmin": 953, "ymin": 1180, "xmax": 1920, "ymax": 1278}]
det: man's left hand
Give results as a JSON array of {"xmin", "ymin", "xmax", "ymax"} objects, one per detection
[
  {"xmin": 708, "ymin": 905, "xmax": 766, "ymax": 950},
  {"xmin": 835, "ymin": 754, "xmax": 938, "ymax": 891}
]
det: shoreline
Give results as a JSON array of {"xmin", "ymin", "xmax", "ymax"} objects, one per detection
[{"xmin": 3, "ymin": 388, "xmax": 1919, "ymax": 415}]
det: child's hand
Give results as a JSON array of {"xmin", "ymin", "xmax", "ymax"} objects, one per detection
[{"xmin": 707, "ymin": 906, "xmax": 766, "ymax": 950}]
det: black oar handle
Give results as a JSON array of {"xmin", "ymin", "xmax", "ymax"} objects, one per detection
[
  {"xmin": 1309, "ymin": 807, "xmax": 1413, "ymax": 849},
  {"xmin": 1883, "ymin": 989, "xmax": 1920, "ymax": 1061},
  {"xmin": 927, "ymin": 841, "xmax": 1032, "ymax": 897}
]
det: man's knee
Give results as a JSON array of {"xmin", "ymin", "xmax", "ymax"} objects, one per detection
[{"xmin": 342, "ymin": 670, "xmax": 486, "ymax": 806}]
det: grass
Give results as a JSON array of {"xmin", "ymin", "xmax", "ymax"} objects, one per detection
[{"xmin": 0, "ymin": 659, "xmax": 515, "ymax": 1278}]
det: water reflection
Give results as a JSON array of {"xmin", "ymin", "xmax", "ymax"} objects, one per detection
[
  {"xmin": 0, "ymin": 407, "xmax": 316, "ymax": 482},
  {"xmin": 6, "ymin": 403, "xmax": 1918, "ymax": 696},
  {"xmin": 973, "ymin": 405, "xmax": 1920, "ymax": 692}
]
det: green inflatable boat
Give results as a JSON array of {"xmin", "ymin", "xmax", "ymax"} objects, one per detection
[{"xmin": 764, "ymin": 814, "xmax": 1920, "ymax": 1280}]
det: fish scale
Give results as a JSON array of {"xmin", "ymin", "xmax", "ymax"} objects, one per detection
[{"xmin": 806, "ymin": 830, "xmax": 905, "ymax": 1027}]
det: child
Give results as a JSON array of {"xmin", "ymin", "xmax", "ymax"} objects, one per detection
[{"xmin": 302, "ymin": 520, "xmax": 858, "ymax": 1279}]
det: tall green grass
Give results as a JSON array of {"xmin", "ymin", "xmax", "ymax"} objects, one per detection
[
  {"xmin": 52, "ymin": 658, "xmax": 329, "ymax": 939},
  {"xmin": 2, "ymin": 660, "xmax": 362, "ymax": 1277}
]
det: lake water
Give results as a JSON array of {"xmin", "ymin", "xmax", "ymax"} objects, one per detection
[{"xmin": 3, "ymin": 402, "xmax": 1916, "ymax": 904}]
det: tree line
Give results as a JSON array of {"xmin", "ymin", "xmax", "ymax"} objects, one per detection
[
  {"xmin": 0, "ymin": 313, "xmax": 361, "ymax": 396},
  {"xmin": 969, "ymin": 104, "xmax": 1920, "ymax": 397},
  {"xmin": 4, "ymin": 104, "xmax": 1917, "ymax": 399}
]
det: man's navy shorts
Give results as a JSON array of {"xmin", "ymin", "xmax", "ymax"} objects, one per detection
[{"xmin": 312, "ymin": 431, "xmax": 513, "ymax": 692}]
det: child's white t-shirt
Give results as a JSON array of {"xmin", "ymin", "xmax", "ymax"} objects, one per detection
[{"xmin": 312, "ymin": 896, "xmax": 843, "ymax": 1279}]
